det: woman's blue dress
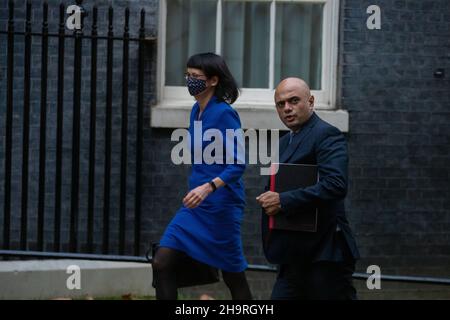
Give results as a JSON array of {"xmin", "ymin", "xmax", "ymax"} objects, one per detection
[{"xmin": 159, "ymin": 96, "xmax": 247, "ymax": 272}]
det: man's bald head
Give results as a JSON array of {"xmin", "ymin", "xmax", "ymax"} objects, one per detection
[
  {"xmin": 275, "ymin": 77, "xmax": 311, "ymax": 102},
  {"xmin": 274, "ymin": 77, "xmax": 314, "ymax": 132}
]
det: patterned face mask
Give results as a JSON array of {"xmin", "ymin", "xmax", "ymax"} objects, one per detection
[{"xmin": 186, "ymin": 76, "xmax": 207, "ymax": 96}]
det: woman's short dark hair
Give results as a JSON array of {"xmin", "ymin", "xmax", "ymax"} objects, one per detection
[{"xmin": 187, "ymin": 53, "xmax": 239, "ymax": 104}]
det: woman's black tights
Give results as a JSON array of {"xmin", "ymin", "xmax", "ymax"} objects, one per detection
[
  {"xmin": 222, "ymin": 270, "xmax": 253, "ymax": 300},
  {"xmin": 153, "ymin": 247, "xmax": 253, "ymax": 300},
  {"xmin": 153, "ymin": 247, "xmax": 180, "ymax": 300}
]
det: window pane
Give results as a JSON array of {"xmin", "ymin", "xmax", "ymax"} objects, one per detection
[
  {"xmin": 165, "ymin": 0, "xmax": 217, "ymax": 86},
  {"xmin": 275, "ymin": 3, "xmax": 324, "ymax": 90},
  {"xmin": 222, "ymin": 1, "xmax": 270, "ymax": 88}
]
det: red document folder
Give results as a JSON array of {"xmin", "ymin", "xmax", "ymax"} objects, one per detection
[{"xmin": 269, "ymin": 163, "xmax": 319, "ymax": 232}]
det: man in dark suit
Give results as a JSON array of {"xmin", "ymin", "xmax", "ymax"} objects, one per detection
[{"xmin": 256, "ymin": 77, "xmax": 360, "ymax": 300}]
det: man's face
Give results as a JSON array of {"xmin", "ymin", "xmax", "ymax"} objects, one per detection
[{"xmin": 274, "ymin": 81, "xmax": 314, "ymax": 132}]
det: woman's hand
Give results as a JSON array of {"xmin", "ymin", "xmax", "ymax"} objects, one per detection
[{"xmin": 183, "ymin": 183, "xmax": 214, "ymax": 209}]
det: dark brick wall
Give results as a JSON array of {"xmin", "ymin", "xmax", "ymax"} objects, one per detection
[
  {"xmin": 1, "ymin": 0, "xmax": 449, "ymax": 299},
  {"xmin": 340, "ymin": 0, "xmax": 450, "ymax": 278}
]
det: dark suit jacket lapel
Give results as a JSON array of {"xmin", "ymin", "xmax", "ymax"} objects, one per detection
[
  {"xmin": 280, "ymin": 113, "xmax": 319, "ymax": 163},
  {"xmin": 278, "ymin": 134, "xmax": 290, "ymax": 160}
]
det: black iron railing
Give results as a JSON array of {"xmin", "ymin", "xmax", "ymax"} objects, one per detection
[{"xmin": 1, "ymin": 0, "xmax": 155, "ymax": 257}]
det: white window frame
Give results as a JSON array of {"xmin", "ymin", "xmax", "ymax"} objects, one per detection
[{"xmin": 154, "ymin": 0, "xmax": 348, "ymax": 131}]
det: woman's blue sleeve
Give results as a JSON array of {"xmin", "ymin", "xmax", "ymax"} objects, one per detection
[{"xmin": 217, "ymin": 107, "xmax": 246, "ymax": 185}]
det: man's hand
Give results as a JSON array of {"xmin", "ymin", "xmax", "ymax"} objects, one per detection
[
  {"xmin": 264, "ymin": 205, "xmax": 281, "ymax": 216},
  {"xmin": 183, "ymin": 183, "xmax": 214, "ymax": 209},
  {"xmin": 256, "ymin": 191, "xmax": 281, "ymax": 216}
]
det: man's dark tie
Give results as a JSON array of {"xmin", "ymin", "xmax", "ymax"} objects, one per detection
[{"xmin": 288, "ymin": 131, "xmax": 297, "ymax": 145}]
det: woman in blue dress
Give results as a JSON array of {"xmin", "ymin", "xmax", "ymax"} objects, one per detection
[{"xmin": 153, "ymin": 53, "xmax": 252, "ymax": 300}]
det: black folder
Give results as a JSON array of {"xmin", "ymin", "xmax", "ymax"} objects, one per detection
[{"xmin": 269, "ymin": 163, "xmax": 318, "ymax": 232}]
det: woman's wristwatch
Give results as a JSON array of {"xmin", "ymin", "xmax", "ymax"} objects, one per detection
[{"xmin": 209, "ymin": 181, "xmax": 217, "ymax": 192}]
